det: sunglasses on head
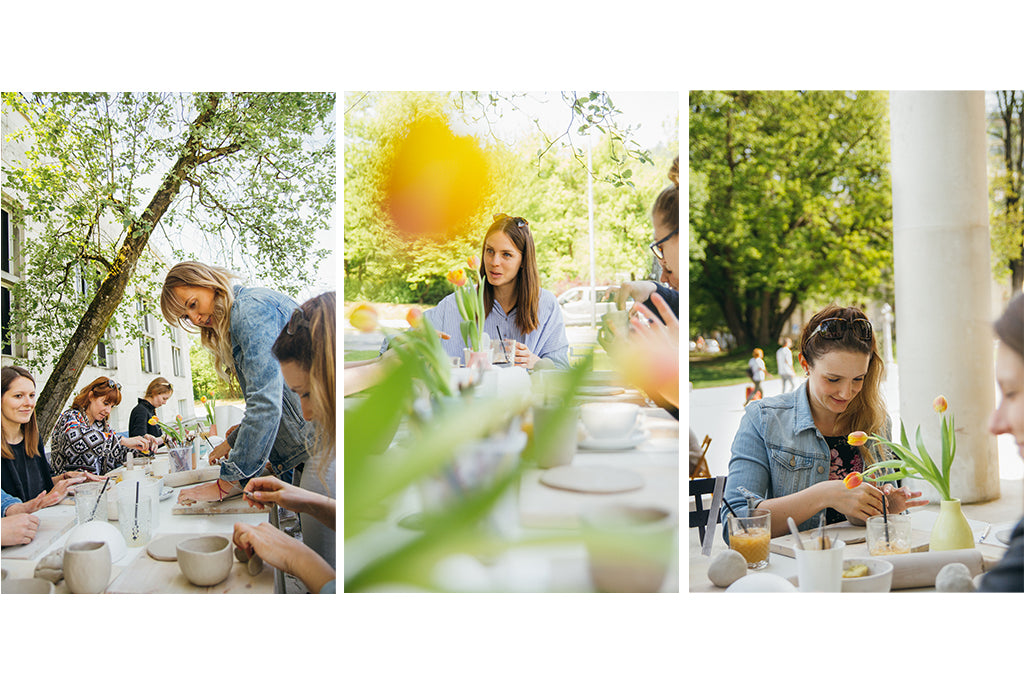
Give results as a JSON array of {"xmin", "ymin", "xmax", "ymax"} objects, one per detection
[
  {"xmin": 107, "ymin": 379, "xmax": 122, "ymax": 390},
  {"xmin": 493, "ymin": 213, "xmax": 529, "ymax": 229},
  {"xmin": 808, "ymin": 317, "xmax": 873, "ymax": 342}
]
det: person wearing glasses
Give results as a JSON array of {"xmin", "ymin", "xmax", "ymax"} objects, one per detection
[
  {"xmin": 721, "ymin": 305, "xmax": 926, "ymax": 537},
  {"xmin": 404, "ymin": 213, "xmax": 569, "ymax": 370},
  {"xmin": 2, "ymin": 366, "xmax": 104, "ymax": 511},
  {"xmin": 615, "ymin": 157, "xmax": 679, "ymax": 323},
  {"xmin": 128, "ymin": 377, "xmax": 174, "ymax": 443},
  {"xmin": 159, "ymin": 262, "xmax": 314, "ymax": 505},
  {"xmin": 50, "ymin": 376, "xmax": 159, "ymax": 476},
  {"xmin": 979, "ymin": 293, "xmax": 1023, "ymax": 592}
]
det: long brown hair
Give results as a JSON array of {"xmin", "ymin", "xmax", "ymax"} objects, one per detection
[
  {"xmin": 160, "ymin": 261, "xmax": 237, "ymax": 383},
  {"xmin": 272, "ymin": 291, "xmax": 336, "ymax": 465},
  {"xmin": 144, "ymin": 377, "xmax": 173, "ymax": 400},
  {"xmin": 480, "ymin": 214, "xmax": 540, "ymax": 335},
  {"xmin": 1, "ymin": 366, "xmax": 40, "ymax": 459},
  {"xmin": 71, "ymin": 376, "xmax": 123, "ymax": 413},
  {"xmin": 799, "ymin": 304, "xmax": 887, "ymax": 464}
]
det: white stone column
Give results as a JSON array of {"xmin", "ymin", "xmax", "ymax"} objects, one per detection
[{"xmin": 890, "ymin": 91, "xmax": 998, "ymax": 503}]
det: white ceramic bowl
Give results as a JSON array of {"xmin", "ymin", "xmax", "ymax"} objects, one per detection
[
  {"xmin": 841, "ymin": 557, "xmax": 894, "ymax": 592},
  {"xmin": 580, "ymin": 402, "xmax": 640, "ymax": 440},
  {"xmin": 3, "ymin": 578, "xmax": 55, "ymax": 594},
  {"xmin": 177, "ymin": 535, "xmax": 233, "ymax": 586},
  {"xmin": 64, "ymin": 520, "xmax": 127, "ymax": 562}
]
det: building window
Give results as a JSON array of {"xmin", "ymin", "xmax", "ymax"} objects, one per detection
[
  {"xmin": 178, "ymin": 398, "xmax": 190, "ymax": 420},
  {"xmin": 172, "ymin": 346, "xmax": 183, "ymax": 377},
  {"xmin": 1, "ymin": 287, "xmax": 11, "ymax": 357},
  {"xmin": 1, "ymin": 208, "xmax": 12, "ymax": 275},
  {"xmin": 140, "ymin": 338, "xmax": 155, "ymax": 373},
  {"xmin": 1, "ymin": 208, "xmax": 24, "ymax": 359},
  {"xmin": 138, "ymin": 296, "xmax": 157, "ymax": 374},
  {"xmin": 94, "ymin": 333, "xmax": 117, "ymax": 369}
]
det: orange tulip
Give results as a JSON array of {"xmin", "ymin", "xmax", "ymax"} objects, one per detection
[
  {"xmin": 200, "ymin": 396, "xmax": 207, "ymax": 403},
  {"xmin": 349, "ymin": 303, "xmax": 379, "ymax": 333},
  {"xmin": 148, "ymin": 416, "xmax": 159, "ymax": 425},
  {"xmin": 446, "ymin": 268, "xmax": 468, "ymax": 287},
  {"xmin": 933, "ymin": 395, "xmax": 948, "ymax": 413},
  {"xmin": 406, "ymin": 307, "xmax": 423, "ymax": 328},
  {"xmin": 467, "ymin": 255, "xmax": 481, "ymax": 270},
  {"xmin": 843, "ymin": 472, "xmax": 863, "ymax": 489},
  {"xmin": 847, "ymin": 431, "xmax": 869, "ymax": 447}
]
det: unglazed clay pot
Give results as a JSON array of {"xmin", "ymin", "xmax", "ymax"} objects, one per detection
[
  {"xmin": 2, "ymin": 578, "xmax": 55, "ymax": 594},
  {"xmin": 177, "ymin": 535, "xmax": 232, "ymax": 586},
  {"xmin": 64, "ymin": 541, "xmax": 112, "ymax": 594}
]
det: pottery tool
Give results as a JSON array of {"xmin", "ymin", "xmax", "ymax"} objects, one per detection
[
  {"xmin": 88, "ymin": 477, "xmax": 111, "ymax": 522},
  {"xmin": 978, "ymin": 524, "xmax": 991, "ymax": 544},
  {"xmin": 881, "ymin": 494, "xmax": 890, "ymax": 546},
  {"xmin": 787, "ymin": 517, "xmax": 805, "ymax": 551}
]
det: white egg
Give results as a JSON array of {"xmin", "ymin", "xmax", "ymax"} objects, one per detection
[{"xmin": 725, "ymin": 572, "xmax": 798, "ymax": 593}]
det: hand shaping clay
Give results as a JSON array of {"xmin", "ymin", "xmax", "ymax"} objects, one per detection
[
  {"xmin": 247, "ymin": 554, "xmax": 264, "ymax": 576},
  {"xmin": 234, "ymin": 546, "xmax": 249, "ymax": 563}
]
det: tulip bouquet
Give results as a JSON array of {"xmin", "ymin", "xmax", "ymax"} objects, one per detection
[
  {"xmin": 448, "ymin": 256, "xmax": 486, "ymax": 353},
  {"xmin": 844, "ymin": 395, "xmax": 957, "ymax": 501},
  {"xmin": 148, "ymin": 414, "xmax": 194, "ymax": 448}
]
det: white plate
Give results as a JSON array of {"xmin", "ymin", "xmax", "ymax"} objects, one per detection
[
  {"xmin": 995, "ymin": 529, "xmax": 1013, "ymax": 545},
  {"xmin": 539, "ymin": 465, "xmax": 645, "ymax": 494},
  {"xmin": 578, "ymin": 430, "xmax": 648, "ymax": 451},
  {"xmin": 578, "ymin": 385, "xmax": 624, "ymax": 396}
]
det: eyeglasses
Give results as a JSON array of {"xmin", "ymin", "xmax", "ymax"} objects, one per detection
[
  {"xmin": 493, "ymin": 213, "xmax": 529, "ymax": 229},
  {"xmin": 107, "ymin": 379, "xmax": 122, "ymax": 390},
  {"xmin": 649, "ymin": 229, "xmax": 678, "ymax": 260},
  {"xmin": 807, "ymin": 317, "xmax": 873, "ymax": 342}
]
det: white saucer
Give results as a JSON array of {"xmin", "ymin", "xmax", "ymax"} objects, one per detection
[
  {"xmin": 578, "ymin": 385, "xmax": 624, "ymax": 397},
  {"xmin": 579, "ymin": 430, "xmax": 648, "ymax": 451},
  {"xmin": 539, "ymin": 465, "xmax": 644, "ymax": 494}
]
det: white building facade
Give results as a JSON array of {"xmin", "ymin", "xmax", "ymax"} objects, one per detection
[{"xmin": 2, "ymin": 103, "xmax": 196, "ymax": 440}]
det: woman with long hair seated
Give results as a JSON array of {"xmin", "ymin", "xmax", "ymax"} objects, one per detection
[
  {"xmin": 386, "ymin": 213, "xmax": 569, "ymax": 370},
  {"xmin": 721, "ymin": 305, "xmax": 927, "ymax": 537},
  {"xmin": 234, "ymin": 292, "xmax": 336, "ymax": 593},
  {"xmin": 50, "ymin": 376, "xmax": 158, "ymax": 477},
  {"xmin": 128, "ymin": 377, "xmax": 174, "ymax": 445}
]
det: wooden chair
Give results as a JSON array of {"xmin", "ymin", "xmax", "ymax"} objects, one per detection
[
  {"xmin": 689, "ymin": 475, "xmax": 726, "ymax": 546},
  {"xmin": 690, "ymin": 434, "xmax": 712, "ymax": 479}
]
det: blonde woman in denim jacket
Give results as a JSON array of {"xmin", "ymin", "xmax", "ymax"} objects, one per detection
[
  {"xmin": 160, "ymin": 262, "xmax": 313, "ymax": 504},
  {"xmin": 722, "ymin": 305, "xmax": 926, "ymax": 537}
]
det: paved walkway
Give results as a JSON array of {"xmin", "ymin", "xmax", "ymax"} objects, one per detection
[{"xmin": 689, "ymin": 366, "xmax": 1023, "ymax": 483}]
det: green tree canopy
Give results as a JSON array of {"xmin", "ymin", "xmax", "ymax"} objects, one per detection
[
  {"xmin": 689, "ymin": 90, "xmax": 893, "ymax": 347},
  {"xmin": 1, "ymin": 91, "xmax": 335, "ymax": 436}
]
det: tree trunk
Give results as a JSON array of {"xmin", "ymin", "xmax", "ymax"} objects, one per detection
[{"xmin": 35, "ymin": 96, "xmax": 227, "ymax": 439}]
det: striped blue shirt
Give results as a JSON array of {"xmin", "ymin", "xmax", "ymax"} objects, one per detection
[{"xmin": 384, "ymin": 289, "xmax": 570, "ymax": 368}]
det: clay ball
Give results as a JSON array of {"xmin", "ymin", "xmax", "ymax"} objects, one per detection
[
  {"xmin": 247, "ymin": 554, "xmax": 264, "ymax": 576},
  {"xmin": 234, "ymin": 546, "xmax": 249, "ymax": 563},
  {"xmin": 34, "ymin": 548, "xmax": 64, "ymax": 584},
  {"xmin": 708, "ymin": 549, "xmax": 748, "ymax": 587},
  {"xmin": 936, "ymin": 562, "xmax": 975, "ymax": 592}
]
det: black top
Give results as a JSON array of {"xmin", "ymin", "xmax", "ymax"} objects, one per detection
[
  {"xmin": 128, "ymin": 398, "xmax": 162, "ymax": 439},
  {"xmin": 643, "ymin": 282, "xmax": 679, "ymax": 324},
  {"xmin": 824, "ymin": 435, "xmax": 864, "ymax": 525},
  {"xmin": 978, "ymin": 517, "xmax": 1023, "ymax": 592},
  {"xmin": 1, "ymin": 435, "xmax": 53, "ymax": 502}
]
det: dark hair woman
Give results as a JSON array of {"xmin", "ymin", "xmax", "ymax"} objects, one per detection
[{"xmin": 128, "ymin": 377, "xmax": 174, "ymax": 442}]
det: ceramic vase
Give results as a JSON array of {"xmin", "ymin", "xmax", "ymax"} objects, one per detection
[
  {"xmin": 64, "ymin": 540, "xmax": 112, "ymax": 594},
  {"xmin": 929, "ymin": 498, "xmax": 975, "ymax": 551},
  {"xmin": 464, "ymin": 349, "xmax": 492, "ymax": 369}
]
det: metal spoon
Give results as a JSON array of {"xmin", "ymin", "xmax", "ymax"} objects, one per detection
[{"xmin": 787, "ymin": 517, "xmax": 805, "ymax": 550}]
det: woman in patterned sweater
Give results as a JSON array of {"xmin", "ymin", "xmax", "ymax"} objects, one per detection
[{"xmin": 50, "ymin": 377, "xmax": 159, "ymax": 476}]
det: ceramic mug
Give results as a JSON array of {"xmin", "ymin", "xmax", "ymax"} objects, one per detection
[
  {"xmin": 532, "ymin": 405, "xmax": 580, "ymax": 469},
  {"xmin": 580, "ymin": 504, "xmax": 676, "ymax": 592},
  {"xmin": 64, "ymin": 540, "xmax": 112, "ymax": 594},
  {"xmin": 580, "ymin": 402, "xmax": 640, "ymax": 440}
]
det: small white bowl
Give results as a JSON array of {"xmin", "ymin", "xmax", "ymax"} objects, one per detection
[
  {"xmin": 580, "ymin": 402, "xmax": 640, "ymax": 440},
  {"xmin": 841, "ymin": 557, "xmax": 894, "ymax": 592},
  {"xmin": 177, "ymin": 535, "xmax": 233, "ymax": 586}
]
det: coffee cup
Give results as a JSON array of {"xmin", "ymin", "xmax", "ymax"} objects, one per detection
[
  {"xmin": 64, "ymin": 540, "xmax": 112, "ymax": 594},
  {"xmin": 581, "ymin": 504, "xmax": 676, "ymax": 592},
  {"xmin": 598, "ymin": 311, "xmax": 630, "ymax": 353},
  {"xmin": 532, "ymin": 405, "xmax": 580, "ymax": 469},
  {"xmin": 580, "ymin": 402, "xmax": 640, "ymax": 440},
  {"xmin": 177, "ymin": 535, "xmax": 233, "ymax": 586}
]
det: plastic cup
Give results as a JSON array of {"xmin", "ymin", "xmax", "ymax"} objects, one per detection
[
  {"xmin": 795, "ymin": 539, "xmax": 846, "ymax": 592},
  {"xmin": 866, "ymin": 514, "xmax": 912, "ymax": 556},
  {"xmin": 728, "ymin": 508, "xmax": 771, "ymax": 569}
]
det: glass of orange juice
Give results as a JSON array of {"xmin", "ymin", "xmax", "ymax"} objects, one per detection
[{"xmin": 728, "ymin": 508, "xmax": 771, "ymax": 569}]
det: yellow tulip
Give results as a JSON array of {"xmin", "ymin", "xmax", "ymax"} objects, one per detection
[
  {"xmin": 406, "ymin": 307, "xmax": 423, "ymax": 328},
  {"xmin": 467, "ymin": 255, "xmax": 481, "ymax": 270},
  {"xmin": 349, "ymin": 303, "xmax": 379, "ymax": 333},
  {"xmin": 148, "ymin": 416, "xmax": 159, "ymax": 425},
  {"xmin": 933, "ymin": 395, "xmax": 948, "ymax": 413},
  {"xmin": 847, "ymin": 431, "xmax": 869, "ymax": 447},
  {"xmin": 446, "ymin": 268, "xmax": 468, "ymax": 287},
  {"xmin": 200, "ymin": 396, "xmax": 207, "ymax": 403}
]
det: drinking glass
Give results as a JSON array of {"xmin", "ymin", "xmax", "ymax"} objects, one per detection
[
  {"xmin": 117, "ymin": 482, "xmax": 152, "ymax": 547},
  {"xmin": 728, "ymin": 508, "xmax": 771, "ymax": 569},
  {"xmin": 866, "ymin": 514, "xmax": 912, "ymax": 556},
  {"xmin": 74, "ymin": 482, "xmax": 109, "ymax": 524}
]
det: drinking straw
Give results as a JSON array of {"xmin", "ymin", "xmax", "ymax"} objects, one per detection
[
  {"xmin": 496, "ymin": 326, "xmax": 510, "ymax": 364},
  {"xmin": 721, "ymin": 498, "xmax": 749, "ymax": 531},
  {"xmin": 882, "ymin": 494, "xmax": 890, "ymax": 546},
  {"xmin": 88, "ymin": 477, "xmax": 110, "ymax": 522},
  {"xmin": 132, "ymin": 481, "xmax": 140, "ymax": 540}
]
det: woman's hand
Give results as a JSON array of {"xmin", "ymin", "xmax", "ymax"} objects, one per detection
[
  {"xmin": 823, "ymin": 479, "xmax": 886, "ymax": 522},
  {"xmin": 881, "ymin": 484, "xmax": 928, "ymax": 513},
  {"xmin": 512, "ymin": 341, "xmax": 539, "ymax": 370},
  {"xmin": 233, "ymin": 521, "xmax": 335, "ymax": 593},
  {"xmin": 26, "ymin": 472, "xmax": 90, "ymax": 509},
  {"xmin": 208, "ymin": 440, "xmax": 231, "ymax": 464},
  {"xmin": 243, "ymin": 476, "xmax": 335, "ymax": 529},
  {"xmin": 616, "ymin": 281, "xmax": 657, "ymax": 310},
  {"xmin": 1, "ymin": 513, "xmax": 40, "ymax": 546},
  {"xmin": 120, "ymin": 435, "xmax": 156, "ymax": 453}
]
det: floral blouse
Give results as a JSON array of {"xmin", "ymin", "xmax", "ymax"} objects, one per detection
[
  {"xmin": 825, "ymin": 435, "xmax": 863, "ymax": 525},
  {"xmin": 50, "ymin": 408, "xmax": 131, "ymax": 476}
]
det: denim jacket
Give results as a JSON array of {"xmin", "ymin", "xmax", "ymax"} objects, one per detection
[
  {"xmin": 2, "ymin": 489, "xmax": 21, "ymax": 517},
  {"xmin": 721, "ymin": 384, "xmax": 891, "ymax": 534},
  {"xmin": 219, "ymin": 285, "xmax": 314, "ymax": 483}
]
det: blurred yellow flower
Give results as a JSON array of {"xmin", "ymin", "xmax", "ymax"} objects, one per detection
[
  {"xmin": 406, "ymin": 307, "xmax": 423, "ymax": 328},
  {"xmin": 350, "ymin": 304, "xmax": 379, "ymax": 333},
  {"xmin": 467, "ymin": 255, "xmax": 481, "ymax": 270},
  {"xmin": 933, "ymin": 395, "xmax": 948, "ymax": 413},
  {"xmin": 148, "ymin": 416, "xmax": 159, "ymax": 425},
  {"xmin": 446, "ymin": 268, "xmax": 468, "ymax": 287}
]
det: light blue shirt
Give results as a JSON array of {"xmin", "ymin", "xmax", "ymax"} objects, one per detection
[
  {"xmin": 385, "ymin": 289, "xmax": 570, "ymax": 369},
  {"xmin": 2, "ymin": 489, "xmax": 21, "ymax": 517}
]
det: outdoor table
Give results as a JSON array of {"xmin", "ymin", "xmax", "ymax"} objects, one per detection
[
  {"xmin": 689, "ymin": 505, "xmax": 1013, "ymax": 592},
  {"xmin": 1, "ymin": 469, "xmax": 276, "ymax": 594},
  {"xmin": 345, "ymin": 403, "xmax": 680, "ymax": 592}
]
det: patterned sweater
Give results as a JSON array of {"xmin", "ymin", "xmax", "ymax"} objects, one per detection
[{"xmin": 50, "ymin": 408, "xmax": 130, "ymax": 476}]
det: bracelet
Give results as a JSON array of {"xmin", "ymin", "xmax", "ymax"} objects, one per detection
[{"xmin": 216, "ymin": 479, "xmax": 225, "ymax": 501}]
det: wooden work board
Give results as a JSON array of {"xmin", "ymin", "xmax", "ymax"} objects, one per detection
[{"xmin": 171, "ymin": 496, "xmax": 274, "ymax": 515}]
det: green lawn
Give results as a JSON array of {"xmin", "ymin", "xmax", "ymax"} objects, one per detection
[{"xmin": 689, "ymin": 350, "xmax": 755, "ymax": 389}]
